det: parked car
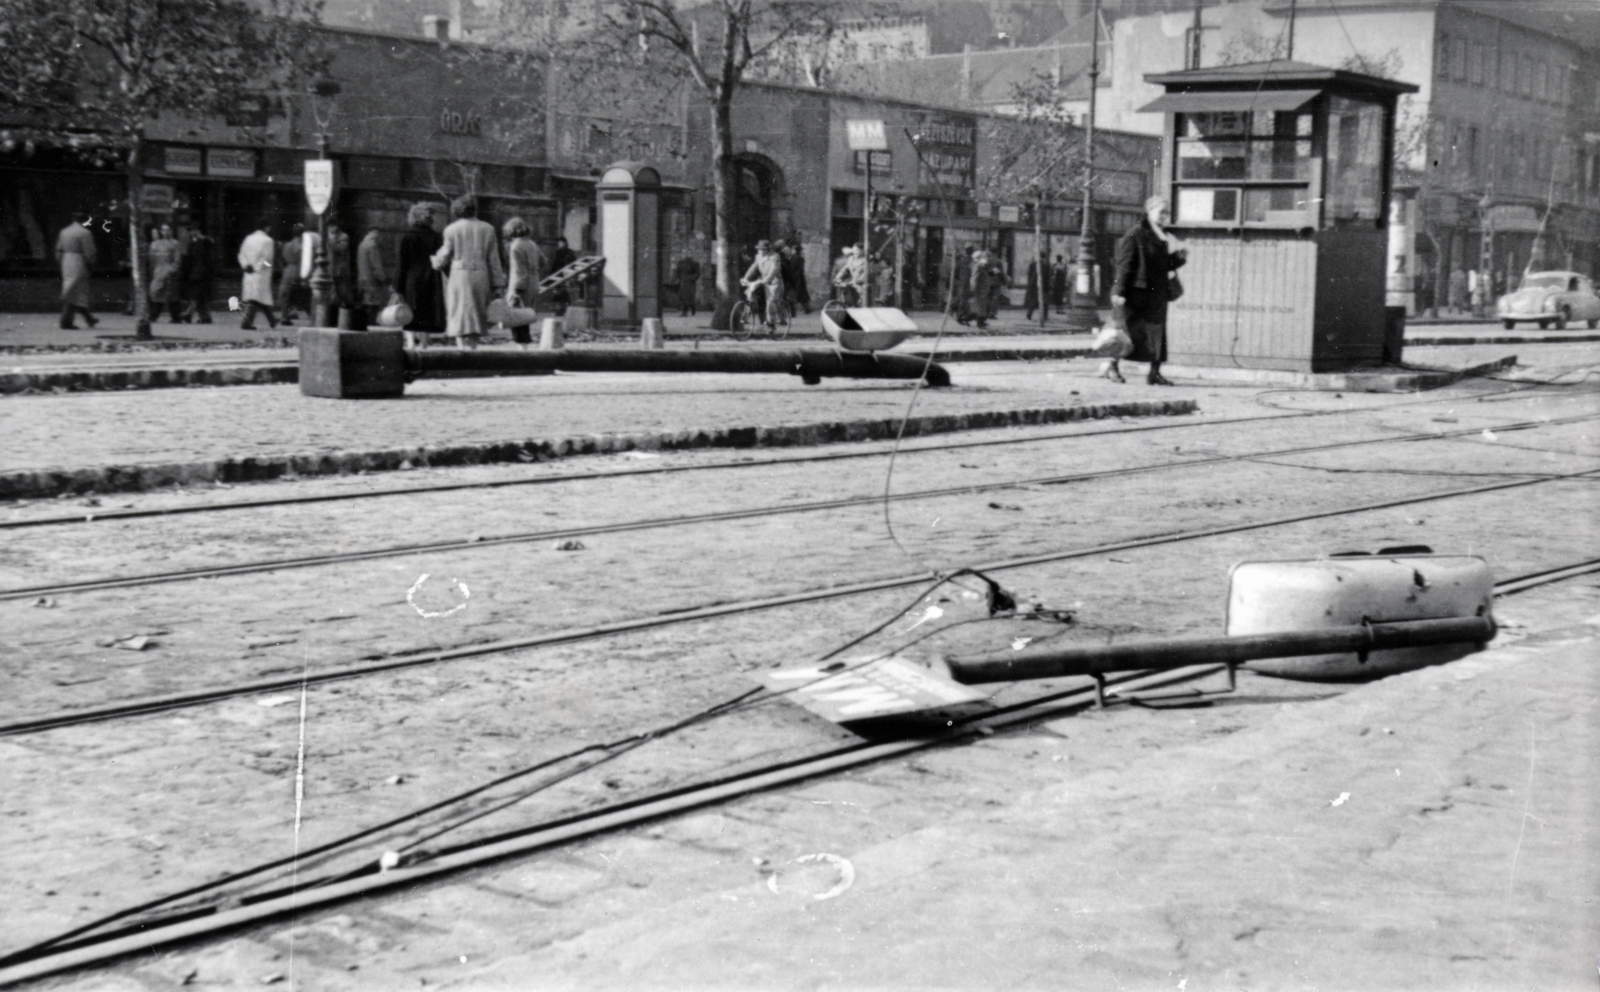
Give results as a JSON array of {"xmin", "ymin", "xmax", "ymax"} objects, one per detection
[{"xmin": 1495, "ymin": 271, "xmax": 1600, "ymax": 329}]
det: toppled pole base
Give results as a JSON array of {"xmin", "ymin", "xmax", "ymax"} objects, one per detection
[
  {"xmin": 945, "ymin": 615, "xmax": 1496, "ymax": 685},
  {"xmin": 299, "ymin": 329, "xmax": 949, "ymax": 398}
]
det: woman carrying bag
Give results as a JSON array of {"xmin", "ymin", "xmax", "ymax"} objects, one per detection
[
  {"xmin": 1108, "ymin": 194, "xmax": 1186, "ymax": 386},
  {"xmin": 501, "ymin": 217, "xmax": 543, "ymax": 348}
]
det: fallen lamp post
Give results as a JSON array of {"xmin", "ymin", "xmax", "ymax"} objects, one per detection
[
  {"xmin": 298, "ymin": 329, "xmax": 950, "ymax": 398},
  {"xmin": 945, "ymin": 615, "xmax": 1496, "ymax": 705}
]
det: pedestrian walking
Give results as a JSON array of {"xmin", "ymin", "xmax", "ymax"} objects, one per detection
[
  {"xmin": 394, "ymin": 202, "xmax": 444, "ymax": 345},
  {"xmin": 1023, "ymin": 250, "xmax": 1047, "ymax": 321},
  {"xmin": 237, "ymin": 221, "xmax": 280, "ymax": 330},
  {"xmin": 781, "ymin": 240, "xmax": 811, "ymax": 314},
  {"xmin": 949, "ymin": 245, "xmax": 973, "ymax": 323},
  {"xmin": 502, "ymin": 217, "xmax": 542, "ymax": 347},
  {"xmin": 147, "ymin": 223, "xmax": 184, "ymax": 322},
  {"xmin": 672, "ymin": 254, "xmax": 701, "ymax": 316},
  {"xmin": 1050, "ymin": 254, "xmax": 1068, "ymax": 307},
  {"xmin": 545, "ymin": 236, "xmax": 578, "ymax": 315},
  {"xmin": 179, "ymin": 226, "xmax": 214, "ymax": 324},
  {"xmin": 277, "ymin": 224, "xmax": 307, "ymax": 322},
  {"xmin": 356, "ymin": 228, "xmax": 388, "ymax": 329},
  {"xmin": 1109, "ymin": 194, "xmax": 1186, "ymax": 386},
  {"xmin": 1447, "ymin": 266, "xmax": 1466, "ymax": 314},
  {"xmin": 969, "ymin": 249, "xmax": 995, "ymax": 329},
  {"xmin": 55, "ymin": 212, "xmax": 99, "ymax": 329},
  {"xmin": 1469, "ymin": 269, "xmax": 1486, "ymax": 315},
  {"xmin": 431, "ymin": 195, "xmax": 504, "ymax": 348},
  {"xmin": 326, "ymin": 221, "xmax": 354, "ymax": 316}
]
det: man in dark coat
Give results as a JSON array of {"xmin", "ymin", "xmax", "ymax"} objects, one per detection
[
  {"xmin": 1110, "ymin": 194, "xmax": 1186, "ymax": 386},
  {"xmin": 178, "ymin": 225, "xmax": 214, "ymax": 323},
  {"xmin": 394, "ymin": 202, "xmax": 445, "ymax": 343},
  {"xmin": 673, "ymin": 254, "xmax": 701, "ymax": 316},
  {"xmin": 545, "ymin": 236, "xmax": 579, "ymax": 315},
  {"xmin": 780, "ymin": 242, "xmax": 811, "ymax": 314}
]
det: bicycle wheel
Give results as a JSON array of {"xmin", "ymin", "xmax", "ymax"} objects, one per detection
[
  {"xmin": 770, "ymin": 301, "xmax": 792, "ymax": 340},
  {"xmin": 729, "ymin": 300, "xmax": 753, "ymax": 341}
]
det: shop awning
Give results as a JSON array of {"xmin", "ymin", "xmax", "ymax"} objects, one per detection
[{"xmin": 1137, "ymin": 88, "xmax": 1321, "ymax": 114}]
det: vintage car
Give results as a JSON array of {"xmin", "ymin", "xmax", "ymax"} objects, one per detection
[{"xmin": 1495, "ymin": 271, "xmax": 1600, "ymax": 329}]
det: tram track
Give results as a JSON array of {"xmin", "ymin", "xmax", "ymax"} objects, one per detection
[
  {"xmin": 4, "ymin": 548, "xmax": 1598, "ymax": 985},
  {"xmin": 4, "ymin": 411, "xmax": 1595, "ymax": 604},
  {"xmin": 4, "ymin": 364, "xmax": 1589, "ymax": 533},
  {"xmin": 6, "ymin": 464, "xmax": 1597, "ymax": 739}
]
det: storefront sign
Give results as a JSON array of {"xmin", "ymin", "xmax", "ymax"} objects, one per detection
[
  {"xmin": 438, "ymin": 107, "xmax": 484, "ymax": 137},
  {"xmin": 1094, "ymin": 169, "xmax": 1148, "ymax": 207},
  {"xmin": 206, "ymin": 148, "xmax": 257, "ymax": 178},
  {"xmin": 911, "ymin": 110, "xmax": 977, "ymax": 197},
  {"xmin": 140, "ymin": 183, "xmax": 175, "ymax": 213},
  {"xmin": 853, "ymin": 150, "xmax": 892, "ymax": 177},
  {"xmin": 1487, "ymin": 204, "xmax": 1542, "ymax": 233},
  {"xmin": 976, "ymin": 201, "xmax": 992, "ymax": 219},
  {"xmin": 163, "ymin": 147, "xmax": 202, "ymax": 175},
  {"xmin": 997, "ymin": 204, "xmax": 1021, "ymax": 224},
  {"xmin": 304, "ymin": 159, "xmax": 336, "ymax": 216},
  {"xmin": 847, "ymin": 119, "xmax": 888, "ymax": 151}
]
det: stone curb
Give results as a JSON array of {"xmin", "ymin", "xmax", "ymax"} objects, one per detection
[
  {"xmin": 1408, "ymin": 333, "xmax": 1600, "ymax": 346},
  {"xmin": 0, "ymin": 365, "xmax": 298, "ymax": 394},
  {"xmin": 0, "ymin": 399, "xmax": 1198, "ymax": 499}
]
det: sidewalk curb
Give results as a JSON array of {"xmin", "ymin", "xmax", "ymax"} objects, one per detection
[
  {"xmin": 0, "ymin": 365, "xmax": 298, "ymax": 394},
  {"xmin": 0, "ymin": 399, "xmax": 1197, "ymax": 499}
]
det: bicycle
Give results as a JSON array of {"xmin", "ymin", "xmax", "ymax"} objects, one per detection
[{"xmin": 730, "ymin": 283, "xmax": 792, "ymax": 341}]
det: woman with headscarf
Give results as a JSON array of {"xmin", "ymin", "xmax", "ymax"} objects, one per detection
[
  {"xmin": 502, "ymin": 216, "xmax": 543, "ymax": 347},
  {"xmin": 1109, "ymin": 194, "xmax": 1186, "ymax": 386},
  {"xmin": 432, "ymin": 195, "xmax": 504, "ymax": 348},
  {"xmin": 394, "ymin": 202, "xmax": 445, "ymax": 346}
]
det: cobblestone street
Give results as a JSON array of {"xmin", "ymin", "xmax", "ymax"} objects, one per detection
[{"xmin": 2, "ymin": 339, "xmax": 1597, "ymax": 990}]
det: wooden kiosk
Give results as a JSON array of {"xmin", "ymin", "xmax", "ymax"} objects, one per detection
[{"xmin": 1139, "ymin": 61, "xmax": 1417, "ymax": 372}]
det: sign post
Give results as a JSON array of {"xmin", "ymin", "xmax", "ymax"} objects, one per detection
[
  {"xmin": 847, "ymin": 120, "xmax": 888, "ymax": 305},
  {"xmin": 305, "ymin": 137, "xmax": 337, "ymax": 327}
]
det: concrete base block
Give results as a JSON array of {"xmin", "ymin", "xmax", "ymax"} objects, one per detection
[
  {"xmin": 640, "ymin": 318, "xmax": 664, "ymax": 349},
  {"xmin": 298, "ymin": 328, "xmax": 406, "ymax": 398},
  {"xmin": 540, "ymin": 318, "xmax": 565, "ymax": 350},
  {"xmin": 565, "ymin": 306, "xmax": 597, "ymax": 331}
]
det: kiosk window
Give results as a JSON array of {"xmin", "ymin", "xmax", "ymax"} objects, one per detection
[
  {"xmin": 1324, "ymin": 96, "xmax": 1384, "ymax": 224},
  {"xmin": 1173, "ymin": 110, "xmax": 1314, "ymax": 228}
]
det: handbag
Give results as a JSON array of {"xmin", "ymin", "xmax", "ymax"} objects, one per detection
[
  {"xmin": 1167, "ymin": 275, "xmax": 1184, "ymax": 302},
  {"xmin": 376, "ymin": 293, "xmax": 413, "ymax": 328},
  {"xmin": 488, "ymin": 296, "xmax": 539, "ymax": 327}
]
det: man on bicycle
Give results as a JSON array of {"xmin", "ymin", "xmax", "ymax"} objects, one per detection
[{"xmin": 740, "ymin": 240, "xmax": 786, "ymax": 330}]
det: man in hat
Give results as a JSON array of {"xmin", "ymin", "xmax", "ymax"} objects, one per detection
[
  {"xmin": 741, "ymin": 239, "xmax": 786, "ymax": 330},
  {"xmin": 833, "ymin": 244, "xmax": 867, "ymax": 307},
  {"xmin": 56, "ymin": 212, "xmax": 99, "ymax": 329}
]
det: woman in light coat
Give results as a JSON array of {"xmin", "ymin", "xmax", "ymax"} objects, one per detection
[
  {"xmin": 502, "ymin": 217, "xmax": 542, "ymax": 347},
  {"xmin": 432, "ymin": 196, "xmax": 504, "ymax": 347},
  {"xmin": 147, "ymin": 223, "xmax": 184, "ymax": 321}
]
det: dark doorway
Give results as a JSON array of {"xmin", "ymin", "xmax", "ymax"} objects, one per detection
[{"xmin": 732, "ymin": 160, "xmax": 772, "ymax": 255}]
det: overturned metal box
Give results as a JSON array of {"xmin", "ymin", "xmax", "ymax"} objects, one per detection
[
  {"xmin": 298, "ymin": 328, "xmax": 407, "ymax": 398},
  {"xmin": 1227, "ymin": 554, "xmax": 1495, "ymax": 680}
]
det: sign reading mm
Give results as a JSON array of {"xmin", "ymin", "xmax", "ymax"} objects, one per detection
[{"xmin": 847, "ymin": 119, "xmax": 888, "ymax": 151}]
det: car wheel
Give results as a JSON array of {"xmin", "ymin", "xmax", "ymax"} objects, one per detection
[
  {"xmin": 1537, "ymin": 319, "xmax": 1551, "ymax": 329},
  {"xmin": 1588, "ymin": 319, "xmax": 1598, "ymax": 329},
  {"xmin": 1502, "ymin": 319, "xmax": 1515, "ymax": 330},
  {"xmin": 1555, "ymin": 307, "xmax": 1570, "ymax": 330}
]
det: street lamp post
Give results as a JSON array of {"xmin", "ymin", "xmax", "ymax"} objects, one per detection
[
  {"xmin": 1065, "ymin": 0, "xmax": 1103, "ymax": 332},
  {"xmin": 307, "ymin": 78, "xmax": 341, "ymax": 328},
  {"xmin": 1477, "ymin": 191, "xmax": 1493, "ymax": 318}
]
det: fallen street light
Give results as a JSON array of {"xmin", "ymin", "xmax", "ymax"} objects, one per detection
[{"xmin": 297, "ymin": 329, "xmax": 951, "ymax": 398}]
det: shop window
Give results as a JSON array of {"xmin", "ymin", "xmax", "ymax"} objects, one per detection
[
  {"xmin": 1453, "ymin": 38, "xmax": 1467, "ymax": 81},
  {"xmin": 1172, "ymin": 109, "xmax": 1314, "ymax": 228},
  {"xmin": 1324, "ymin": 96, "xmax": 1384, "ymax": 226},
  {"xmin": 1435, "ymin": 34, "xmax": 1450, "ymax": 79},
  {"xmin": 0, "ymin": 171, "xmax": 126, "ymax": 271},
  {"xmin": 1468, "ymin": 43, "xmax": 1482, "ymax": 85},
  {"xmin": 1501, "ymin": 49, "xmax": 1516, "ymax": 91}
]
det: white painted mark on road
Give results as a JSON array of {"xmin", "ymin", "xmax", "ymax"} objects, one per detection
[
  {"xmin": 1011, "ymin": 637, "xmax": 1033, "ymax": 651},
  {"xmin": 407, "ymin": 573, "xmax": 470, "ymax": 618},
  {"xmin": 1329, "ymin": 792, "xmax": 1351, "ymax": 807},
  {"xmin": 767, "ymin": 853, "xmax": 855, "ymax": 901}
]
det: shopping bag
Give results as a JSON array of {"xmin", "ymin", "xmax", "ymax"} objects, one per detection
[
  {"xmin": 488, "ymin": 297, "xmax": 539, "ymax": 327},
  {"xmin": 376, "ymin": 294, "xmax": 413, "ymax": 328},
  {"xmin": 1091, "ymin": 324, "xmax": 1133, "ymax": 359}
]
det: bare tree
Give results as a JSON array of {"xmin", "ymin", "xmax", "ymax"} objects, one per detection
[
  {"xmin": 489, "ymin": 0, "xmax": 853, "ymax": 325},
  {"xmin": 0, "ymin": 0, "xmax": 325, "ymax": 338}
]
